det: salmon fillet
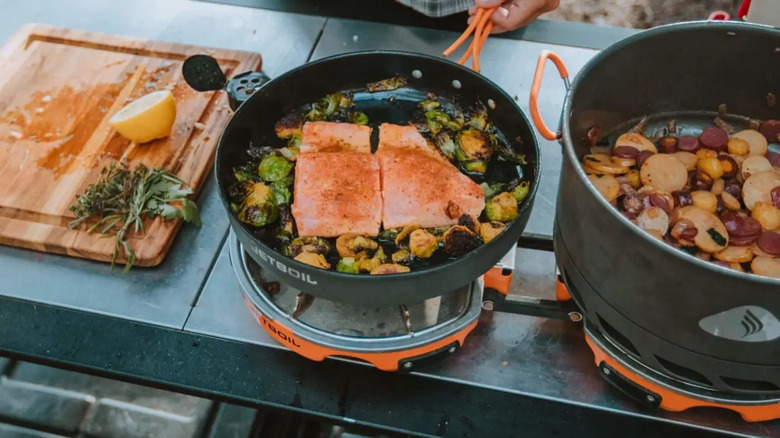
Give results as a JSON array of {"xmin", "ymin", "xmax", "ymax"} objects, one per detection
[
  {"xmin": 377, "ymin": 123, "xmax": 448, "ymax": 163},
  {"xmin": 377, "ymin": 124, "xmax": 485, "ymax": 229},
  {"xmin": 292, "ymin": 152, "xmax": 382, "ymax": 237},
  {"xmin": 300, "ymin": 121, "xmax": 372, "ymax": 154}
]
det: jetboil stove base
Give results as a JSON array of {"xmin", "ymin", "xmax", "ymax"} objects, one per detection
[{"xmin": 228, "ymin": 234, "xmax": 779, "ymax": 422}]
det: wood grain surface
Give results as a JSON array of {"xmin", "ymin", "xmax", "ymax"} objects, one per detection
[{"xmin": 0, "ymin": 24, "xmax": 262, "ymax": 266}]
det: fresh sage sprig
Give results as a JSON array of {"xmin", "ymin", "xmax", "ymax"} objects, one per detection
[{"xmin": 69, "ymin": 162, "xmax": 202, "ymax": 273}]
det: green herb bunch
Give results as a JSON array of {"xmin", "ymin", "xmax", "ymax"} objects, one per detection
[{"xmin": 69, "ymin": 162, "xmax": 202, "ymax": 273}]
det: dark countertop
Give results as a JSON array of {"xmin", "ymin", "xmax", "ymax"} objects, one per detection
[{"xmin": 0, "ymin": 1, "xmax": 777, "ymax": 437}]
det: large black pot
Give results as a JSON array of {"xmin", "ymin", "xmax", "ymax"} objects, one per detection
[
  {"xmin": 531, "ymin": 21, "xmax": 780, "ymax": 395},
  {"xmin": 185, "ymin": 51, "xmax": 540, "ymax": 306}
]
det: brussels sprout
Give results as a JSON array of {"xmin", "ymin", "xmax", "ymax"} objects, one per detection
[
  {"xmin": 457, "ymin": 214, "xmax": 480, "ymax": 233},
  {"xmin": 278, "ymin": 205, "xmax": 294, "ymax": 235},
  {"xmin": 479, "ymin": 182, "xmax": 506, "ymax": 199},
  {"xmin": 427, "ymin": 226, "xmax": 451, "ymax": 236},
  {"xmin": 462, "ymin": 160, "xmax": 487, "ymax": 173},
  {"xmin": 426, "ymin": 110, "xmax": 462, "ymax": 135},
  {"xmin": 270, "ymin": 180, "xmax": 291, "ymax": 205},
  {"xmin": 391, "ymin": 249, "xmax": 411, "ymax": 264},
  {"xmin": 479, "ymin": 221, "xmax": 506, "ymax": 243},
  {"xmin": 305, "ymin": 107, "xmax": 326, "ymax": 121},
  {"xmin": 485, "ymin": 192, "xmax": 519, "ymax": 222},
  {"xmin": 294, "ymin": 252, "xmax": 330, "ymax": 269},
  {"xmin": 410, "ymin": 229, "xmax": 438, "ymax": 258},
  {"xmin": 247, "ymin": 144, "xmax": 275, "ymax": 160},
  {"xmin": 443, "ymin": 225, "xmax": 482, "ymax": 257},
  {"xmin": 394, "ymin": 224, "xmax": 420, "ymax": 245},
  {"xmin": 336, "ymin": 234, "xmax": 379, "ymax": 258},
  {"xmin": 370, "ymin": 264, "xmax": 411, "ymax": 275},
  {"xmin": 358, "ymin": 246, "xmax": 388, "ymax": 272},
  {"xmin": 288, "ymin": 133, "xmax": 302, "ymax": 147},
  {"xmin": 512, "ymin": 181, "xmax": 530, "ymax": 201},
  {"xmin": 433, "ymin": 132, "xmax": 457, "ymax": 160},
  {"xmin": 348, "ymin": 111, "xmax": 369, "ymax": 125},
  {"xmin": 469, "ymin": 113, "xmax": 488, "ymax": 130},
  {"xmin": 289, "ymin": 237, "xmax": 332, "ymax": 258},
  {"xmin": 274, "ymin": 113, "xmax": 303, "ymax": 139},
  {"xmin": 378, "ymin": 228, "xmax": 400, "ymax": 244},
  {"xmin": 233, "ymin": 165, "xmax": 258, "ymax": 183},
  {"xmin": 337, "ymin": 257, "xmax": 360, "ymax": 274},
  {"xmin": 237, "ymin": 182, "xmax": 278, "ymax": 227},
  {"xmin": 418, "ymin": 99, "xmax": 440, "ymax": 111},
  {"xmin": 258, "ymin": 154, "xmax": 293, "ymax": 182},
  {"xmin": 456, "ymin": 128, "xmax": 492, "ymax": 161},
  {"xmin": 367, "ymin": 75, "xmax": 408, "ymax": 92},
  {"xmin": 279, "ymin": 146, "xmax": 299, "ymax": 161}
]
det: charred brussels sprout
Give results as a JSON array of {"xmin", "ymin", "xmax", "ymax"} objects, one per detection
[
  {"xmin": 370, "ymin": 264, "xmax": 411, "ymax": 275},
  {"xmin": 258, "ymin": 154, "xmax": 292, "ymax": 182},
  {"xmin": 433, "ymin": 132, "xmax": 457, "ymax": 160},
  {"xmin": 305, "ymin": 107, "xmax": 326, "ymax": 122},
  {"xmin": 337, "ymin": 257, "xmax": 360, "ymax": 274},
  {"xmin": 274, "ymin": 113, "xmax": 303, "ymax": 140},
  {"xmin": 462, "ymin": 160, "xmax": 487, "ymax": 174},
  {"xmin": 294, "ymin": 252, "xmax": 331, "ymax": 269},
  {"xmin": 289, "ymin": 237, "xmax": 332, "ymax": 258},
  {"xmin": 443, "ymin": 225, "xmax": 482, "ymax": 257},
  {"xmin": 485, "ymin": 192, "xmax": 519, "ymax": 222},
  {"xmin": 378, "ymin": 228, "xmax": 400, "ymax": 244},
  {"xmin": 480, "ymin": 182, "xmax": 506, "ymax": 199},
  {"xmin": 367, "ymin": 75, "xmax": 408, "ymax": 92},
  {"xmin": 357, "ymin": 246, "xmax": 388, "ymax": 272},
  {"xmin": 348, "ymin": 111, "xmax": 369, "ymax": 125},
  {"xmin": 391, "ymin": 249, "xmax": 411, "ymax": 264},
  {"xmin": 233, "ymin": 165, "xmax": 258, "ymax": 183},
  {"xmin": 425, "ymin": 110, "xmax": 463, "ymax": 135},
  {"xmin": 456, "ymin": 128, "xmax": 492, "ymax": 161},
  {"xmin": 512, "ymin": 181, "xmax": 530, "ymax": 201},
  {"xmin": 410, "ymin": 229, "xmax": 438, "ymax": 258},
  {"xmin": 270, "ymin": 180, "xmax": 291, "ymax": 205},
  {"xmin": 418, "ymin": 99, "xmax": 440, "ymax": 111},
  {"xmin": 336, "ymin": 234, "xmax": 379, "ymax": 258},
  {"xmin": 237, "ymin": 182, "xmax": 279, "ymax": 227},
  {"xmin": 479, "ymin": 221, "xmax": 506, "ymax": 243}
]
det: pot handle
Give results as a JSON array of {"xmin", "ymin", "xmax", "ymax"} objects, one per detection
[{"xmin": 529, "ymin": 50, "xmax": 570, "ymax": 141}]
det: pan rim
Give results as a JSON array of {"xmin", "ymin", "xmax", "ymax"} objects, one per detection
[{"xmin": 215, "ymin": 50, "xmax": 542, "ymax": 283}]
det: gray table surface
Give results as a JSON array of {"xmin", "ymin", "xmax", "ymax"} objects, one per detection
[
  {"xmin": 0, "ymin": 1, "xmax": 776, "ymax": 436},
  {"xmin": 0, "ymin": 0, "xmax": 324, "ymax": 328}
]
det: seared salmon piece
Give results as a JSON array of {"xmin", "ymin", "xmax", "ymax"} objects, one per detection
[
  {"xmin": 300, "ymin": 121, "xmax": 372, "ymax": 154},
  {"xmin": 377, "ymin": 123, "xmax": 448, "ymax": 163},
  {"xmin": 378, "ymin": 124, "xmax": 485, "ymax": 229},
  {"xmin": 292, "ymin": 152, "xmax": 382, "ymax": 237}
]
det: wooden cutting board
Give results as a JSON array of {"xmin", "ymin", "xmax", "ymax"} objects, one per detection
[{"xmin": 0, "ymin": 24, "xmax": 262, "ymax": 266}]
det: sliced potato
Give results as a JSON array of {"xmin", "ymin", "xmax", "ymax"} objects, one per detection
[
  {"xmin": 711, "ymin": 178, "xmax": 725, "ymax": 195},
  {"xmin": 637, "ymin": 206, "xmax": 670, "ymax": 235},
  {"xmin": 671, "ymin": 151, "xmax": 698, "ymax": 171},
  {"xmin": 731, "ymin": 129, "xmax": 768, "ymax": 156},
  {"xmin": 714, "ymin": 245, "xmax": 754, "ymax": 263},
  {"xmin": 614, "ymin": 132, "xmax": 657, "ymax": 153},
  {"xmin": 671, "ymin": 206, "xmax": 729, "ymax": 253},
  {"xmin": 752, "ymin": 201, "xmax": 780, "ymax": 231},
  {"xmin": 742, "ymin": 170, "xmax": 780, "ymax": 210},
  {"xmin": 750, "ymin": 257, "xmax": 780, "ymax": 278},
  {"xmin": 729, "ymin": 262, "xmax": 745, "ymax": 272},
  {"xmin": 752, "ymin": 242, "xmax": 775, "ymax": 258},
  {"xmin": 583, "ymin": 154, "xmax": 629, "ymax": 175},
  {"xmin": 644, "ymin": 229, "xmax": 664, "ymax": 240},
  {"xmin": 691, "ymin": 190, "xmax": 718, "ymax": 214},
  {"xmin": 294, "ymin": 252, "xmax": 331, "ymax": 269},
  {"xmin": 588, "ymin": 174, "xmax": 620, "ymax": 202},
  {"xmin": 721, "ymin": 191, "xmax": 741, "ymax": 210},
  {"xmin": 640, "ymin": 154, "xmax": 688, "ymax": 193},
  {"xmin": 741, "ymin": 155, "xmax": 773, "ymax": 180}
]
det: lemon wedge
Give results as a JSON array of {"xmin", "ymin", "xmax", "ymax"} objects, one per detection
[{"xmin": 109, "ymin": 90, "xmax": 177, "ymax": 143}]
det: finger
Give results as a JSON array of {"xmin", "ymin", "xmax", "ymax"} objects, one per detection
[
  {"xmin": 467, "ymin": 15, "xmax": 475, "ymax": 25},
  {"xmin": 468, "ymin": 5, "xmax": 479, "ymax": 15},
  {"xmin": 489, "ymin": 0, "xmax": 544, "ymax": 31}
]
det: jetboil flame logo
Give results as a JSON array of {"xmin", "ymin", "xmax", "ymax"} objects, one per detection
[
  {"xmin": 699, "ymin": 306, "xmax": 780, "ymax": 342},
  {"xmin": 249, "ymin": 244, "xmax": 318, "ymax": 285}
]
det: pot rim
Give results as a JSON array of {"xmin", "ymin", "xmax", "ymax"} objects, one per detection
[
  {"xmin": 560, "ymin": 20, "xmax": 780, "ymax": 285},
  {"xmin": 215, "ymin": 50, "xmax": 542, "ymax": 283}
]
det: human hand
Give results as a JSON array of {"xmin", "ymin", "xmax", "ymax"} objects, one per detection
[{"xmin": 468, "ymin": 0, "xmax": 560, "ymax": 33}]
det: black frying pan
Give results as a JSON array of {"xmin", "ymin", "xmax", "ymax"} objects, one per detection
[{"xmin": 184, "ymin": 51, "xmax": 540, "ymax": 306}]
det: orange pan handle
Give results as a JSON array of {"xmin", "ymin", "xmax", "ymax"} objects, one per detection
[{"xmin": 529, "ymin": 50, "xmax": 570, "ymax": 141}]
